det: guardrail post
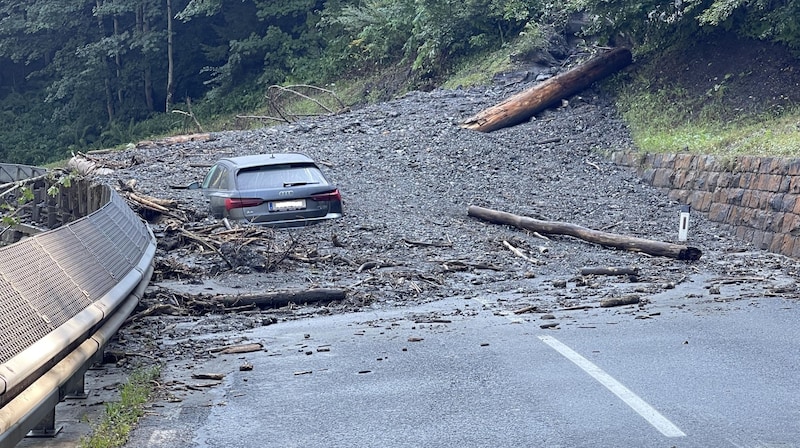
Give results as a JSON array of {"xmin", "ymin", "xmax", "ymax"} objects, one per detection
[
  {"xmin": 25, "ymin": 409, "xmax": 62, "ymax": 438},
  {"xmin": 63, "ymin": 369, "xmax": 89, "ymax": 400}
]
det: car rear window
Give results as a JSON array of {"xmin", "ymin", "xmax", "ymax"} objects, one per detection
[{"xmin": 236, "ymin": 163, "xmax": 328, "ymax": 190}]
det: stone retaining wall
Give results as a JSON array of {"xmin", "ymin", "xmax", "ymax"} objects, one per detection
[{"xmin": 611, "ymin": 151, "xmax": 800, "ymax": 258}]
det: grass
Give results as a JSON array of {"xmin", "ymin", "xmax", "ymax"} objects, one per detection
[
  {"xmin": 443, "ymin": 24, "xmax": 548, "ymax": 89},
  {"xmin": 79, "ymin": 366, "xmax": 161, "ymax": 448},
  {"xmin": 615, "ymin": 76, "xmax": 800, "ymax": 158},
  {"xmin": 442, "ymin": 47, "xmax": 517, "ymax": 89}
]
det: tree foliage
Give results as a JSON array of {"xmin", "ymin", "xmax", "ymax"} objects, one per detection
[{"xmin": 571, "ymin": 0, "xmax": 800, "ymax": 53}]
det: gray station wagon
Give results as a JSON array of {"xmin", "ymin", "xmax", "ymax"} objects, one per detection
[{"xmin": 195, "ymin": 153, "xmax": 343, "ymax": 227}]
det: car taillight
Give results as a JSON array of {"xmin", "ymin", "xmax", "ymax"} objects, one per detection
[
  {"xmin": 311, "ymin": 189, "xmax": 341, "ymax": 202},
  {"xmin": 225, "ymin": 197, "xmax": 264, "ymax": 211}
]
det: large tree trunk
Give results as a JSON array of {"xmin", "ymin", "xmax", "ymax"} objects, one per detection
[
  {"xmin": 461, "ymin": 48, "xmax": 632, "ymax": 133},
  {"xmin": 137, "ymin": 6, "xmax": 155, "ymax": 111},
  {"xmin": 95, "ymin": 0, "xmax": 114, "ymax": 122},
  {"xmin": 468, "ymin": 205, "xmax": 702, "ymax": 261},
  {"xmin": 113, "ymin": 17, "xmax": 123, "ymax": 105},
  {"xmin": 165, "ymin": 0, "xmax": 175, "ymax": 112}
]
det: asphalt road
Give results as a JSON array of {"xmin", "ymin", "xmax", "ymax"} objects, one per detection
[{"xmin": 124, "ymin": 292, "xmax": 800, "ymax": 448}]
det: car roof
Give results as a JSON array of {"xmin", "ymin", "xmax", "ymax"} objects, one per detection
[{"xmin": 219, "ymin": 153, "xmax": 316, "ymax": 169}]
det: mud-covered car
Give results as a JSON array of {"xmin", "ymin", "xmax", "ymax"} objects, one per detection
[{"xmin": 193, "ymin": 153, "xmax": 342, "ymax": 227}]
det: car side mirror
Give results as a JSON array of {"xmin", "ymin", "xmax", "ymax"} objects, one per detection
[{"xmin": 186, "ymin": 181, "xmax": 202, "ymax": 190}]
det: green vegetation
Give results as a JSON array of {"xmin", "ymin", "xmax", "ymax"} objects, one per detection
[
  {"xmin": 616, "ymin": 58, "xmax": 800, "ymax": 157},
  {"xmin": 78, "ymin": 366, "xmax": 161, "ymax": 448},
  {"xmin": 0, "ymin": 0, "xmax": 799, "ymax": 165}
]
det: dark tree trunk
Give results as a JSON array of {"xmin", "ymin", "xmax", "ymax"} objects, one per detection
[{"xmin": 165, "ymin": 0, "xmax": 174, "ymax": 112}]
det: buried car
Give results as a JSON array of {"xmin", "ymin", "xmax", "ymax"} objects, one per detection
[{"xmin": 193, "ymin": 153, "xmax": 342, "ymax": 227}]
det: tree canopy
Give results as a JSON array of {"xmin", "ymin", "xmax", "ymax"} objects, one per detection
[{"xmin": 0, "ymin": 0, "xmax": 797, "ymax": 164}]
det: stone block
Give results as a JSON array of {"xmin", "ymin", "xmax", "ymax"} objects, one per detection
[
  {"xmin": 769, "ymin": 233, "xmax": 785, "ymax": 253},
  {"xmin": 696, "ymin": 191, "xmax": 713, "ymax": 212},
  {"xmin": 768, "ymin": 194, "xmax": 787, "ymax": 212},
  {"xmin": 734, "ymin": 206, "xmax": 748, "ymax": 224},
  {"xmin": 741, "ymin": 190, "xmax": 757, "ymax": 208},
  {"xmin": 705, "ymin": 172, "xmax": 719, "ymax": 191},
  {"xmin": 651, "ymin": 154, "xmax": 664, "ymax": 168},
  {"xmin": 652, "ymin": 169, "xmax": 672, "ymax": 188},
  {"xmin": 779, "ymin": 175, "xmax": 791, "ymax": 193},
  {"xmin": 754, "ymin": 231, "xmax": 771, "ymax": 250},
  {"xmin": 789, "ymin": 177, "xmax": 800, "ymax": 194},
  {"xmin": 693, "ymin": 174, "xmax": 707, "ymax": 191},
  {"xmin": 787, "ymin": 159, "xmax": 800, "ymax": 176},
  {"xmin": 674, "ymin": 154, "xmax": 693, "ymax": 170},
  {"xmin": 768, "ymin": 212, "xmax": 785, "ymax": 233},
  {"xmin": 738, "ymin": 172, "xmax": 753, "ymax": 188},
  {"xmin": 758, "ymin": 174, "xmax": 783, "ymax": 192},
  {"xmin": 758, "ymin": 157, "xmax": 775, "ymax": 174},
  {"xmin": 781, "ymin": 213, "xmax": 800, "ymax": 234},
  {"xmin": 769, "ymin": 158, "xmax": 788, "ymax": 175},
  {"xmin": 640, "ymin": 168, "xmax": 656, "ymax": 184},
  {"xmin": 708, "ymin": 203, "xmax": 732, "ymax": 223},
  {"xmin": 740, "ymin": 156, "xmax": 761, "ymax": 173},
  {"xmin": 780, "ymin": 235, "xmax": 795, "ymax": 258}
]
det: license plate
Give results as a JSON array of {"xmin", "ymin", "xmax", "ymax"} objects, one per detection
[{"xmin": 268, "ymin": 199, "xmax": 306, "ymax": 212}]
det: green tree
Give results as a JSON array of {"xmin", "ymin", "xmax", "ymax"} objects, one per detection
[{"xmin": 570, "ymin": 0, "xmax": 800, "ymax": 54}]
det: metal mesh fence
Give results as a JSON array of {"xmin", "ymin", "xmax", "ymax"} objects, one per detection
[
  {"xmin": 0, "ymin": 164, "xmax": 46, "ymax": 184},
  {"xmin": 0, "ymin": 171, "xmax": 151, "ymax": 365}
]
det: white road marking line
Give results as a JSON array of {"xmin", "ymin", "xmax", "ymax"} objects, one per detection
[{"xmin": 538, "ymin": 335, "xmax": 686, "ymax": 438}]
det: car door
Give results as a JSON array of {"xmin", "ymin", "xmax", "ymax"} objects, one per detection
[{"xmin": 201, "ymin": 163, "xmax": 232, "ymax": 218}]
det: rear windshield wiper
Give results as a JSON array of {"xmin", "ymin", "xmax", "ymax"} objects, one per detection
[{"xmin": 283, "ymin": 181, "xmax": 319, "ymax": 187}]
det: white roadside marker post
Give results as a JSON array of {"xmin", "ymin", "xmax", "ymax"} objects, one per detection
[{"xmin": 678, "ymin": 205, "xmax": 690, "ymax": 242}]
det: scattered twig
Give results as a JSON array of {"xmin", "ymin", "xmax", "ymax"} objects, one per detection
[
  {"xmin": 600, "ymin": 221, "xmax": 623, "ymax": 231},
  {"xmin": 561, "ymin": 305, "xmax": 595, "ymax": 311},
  {"xmin": 177, "ymin": 228, "xmax": 233, "ymax": 268},
  {"xmin": 402, "ymin": 238, "xmax": 453, "ymax": 248},
  {"xmin": 531, "ymin": 231, "xmax": 550, "ymax": 241},
  {"xmin": 357, "ymin": 260, "xmax": 397, "ymax": 272},
  {"xmin": 533, "ymin": 137, "xmax": 561, "ymax": 145},
  {"xmin": 585, "ymin": 160, "xmax": 602, "ymax": 172},
  {"xmin": 502, "ymin": 240, "xmax": 541, "ymax": 264},
  {"xmin": 513, "ymin": 305, "xmax": 538, "ymax": 314}
]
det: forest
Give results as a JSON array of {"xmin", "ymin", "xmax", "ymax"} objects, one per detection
[{"xmin": 0, "ymin": 0, "xmax": 798, "ymax": 165}]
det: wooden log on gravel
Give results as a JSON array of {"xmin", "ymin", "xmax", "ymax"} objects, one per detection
[
  {"xmin": 580, "ymin": 266, "xmax": 639, "ymax": 276},
  {"xmin": 219, "ymin": 288, "xmax": 346, "ymax": 308},
  {"xmin": 599, "ymin": 295, "xmax": 640, "ymax": 308},
  {"xmin": 467, "ymin": 205, "xmax": 702, "ymax": 261},
  {"xmin": 461, "ymin": 48, "xmax": 632, "ymax": 132}
]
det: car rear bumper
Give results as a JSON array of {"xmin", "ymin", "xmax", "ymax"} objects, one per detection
[{"xmin": 234, "ymin": 212, "xmax": 343, "ymax": 228}]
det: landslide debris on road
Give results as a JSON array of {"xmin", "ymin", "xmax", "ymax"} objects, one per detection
[{"xmin": 78, "ymin": 43, "xmax": 800, "ymax": 364}]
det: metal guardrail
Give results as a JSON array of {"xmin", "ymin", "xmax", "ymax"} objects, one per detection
[
  {"xmin": 0, "ymin": 164, "xmax": 156, "ymax": 447},
  {"xmin": 0, "ymin": 165, "xmax": 47, "ymax": 184}
]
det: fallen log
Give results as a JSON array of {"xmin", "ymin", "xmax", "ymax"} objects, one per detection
[
  {"xmin": 468, "ymin": 205, "xmax": 702, "ymax": 261},
  {"xmin": 211, "ymin": 342, "xmax": 264, "ymax": 355},
  {"xmin": 461, "ymin": 47, "xmax": 632, "ymax": 132},
  {"xmin": 599, "ymin": 295, "xmax": 640, "ymax": 308},
  {"xmin": 580, "ymin": 266, "xmax": 639, "ymax": 276},
  {"xmin": 136, "ymin": 132, "xmax": 214, "ymax": 148},
  {"xmin": 219, "ymin": 288, "xmax": 346, "ymax": 308}
]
